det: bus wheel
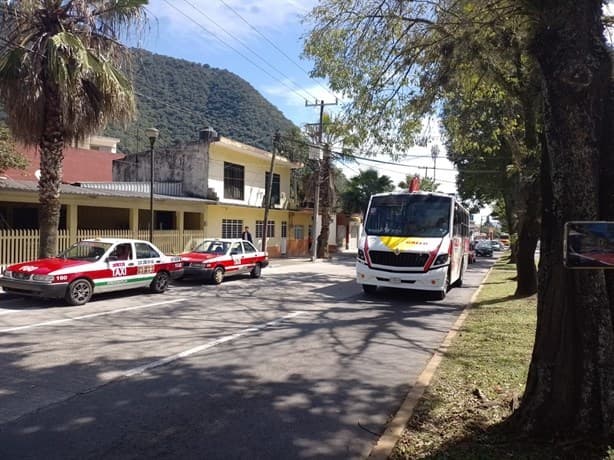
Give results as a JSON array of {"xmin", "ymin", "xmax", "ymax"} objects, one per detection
[
  {"xmin": 362, "ymin": 284, "xmax": 377, "ymax": 295},
  {"xmin": 454, "ymin": 263, "xmax": 464, "ymax": 288},
  {"xmin": 435, "ymin": 271, "xmax": 450, "ymax": 300}
]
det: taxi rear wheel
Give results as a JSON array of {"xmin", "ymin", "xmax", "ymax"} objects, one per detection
[
  {"xmin": 65, "ymin": 278, "xmax": 93, "ymax": 306},
  {"xmin": 150, "ymin": 271, "xmax": 170, "ymax": 293},
  {"xmin": 212, "ymin": 267, "xmax": 225, "ymax": 284},
  {"xmin": 250, "ymin": 263, "xmax": 262, "ymax": 278}
]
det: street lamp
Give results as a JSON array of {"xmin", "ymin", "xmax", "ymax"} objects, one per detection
[
  {"xmin": 430, "ymin": 144, "xmax": 440, "ymax": 183},
  {"xmin": 145, "ymin": 127, "xmax": 159, "ymax": 243}
]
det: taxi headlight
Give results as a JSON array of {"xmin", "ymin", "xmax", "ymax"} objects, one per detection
[
  {"xmin": 434, "ymin": 254, "xmax": 449, "ymax": 265},
  {"xmin": 32, "ymin": 274, "xmax": 54, "ymax": 283},
  {"xmin": 3, "ymin": 269, "xmax": 12, "ymax": 278}
]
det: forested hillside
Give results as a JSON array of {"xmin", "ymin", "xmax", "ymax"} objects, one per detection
[{"xmin": 104, "ymin": 49, "xmax": 297, "ymax": 153}]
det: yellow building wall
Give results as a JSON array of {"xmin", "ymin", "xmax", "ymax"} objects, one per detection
[
  {"xmin": 208, "ymin": 143, "xmax": 294, "ymax": 209},
  {"xmin": 206, "ymin": 205, "xmax": 312, "ymax": 257}
]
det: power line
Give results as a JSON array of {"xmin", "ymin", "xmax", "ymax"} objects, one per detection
[
  {"xmin": 214, "ymin": 0, "xmax": 339, "ymax": 101},
  {"xmin": 179, "ymin": 0, "xmax": 319, "ymax": 102},
  {"xmin": 160, "ymin": 0, "xmax": 318, "ymax": 104}
]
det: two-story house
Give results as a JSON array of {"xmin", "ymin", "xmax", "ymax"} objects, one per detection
[{"xmin": 113, "ymin": 128, "xmax": 312, "ymax": 257}]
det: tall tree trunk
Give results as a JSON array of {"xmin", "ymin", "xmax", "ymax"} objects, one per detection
[
  {"xmin": 38, "ymin": 85, "xmax": 64, "ymax": 258},
  {"xmin": 508, "ymin": 0, "xmax": 614, "ymax": 438},
  {"xmin": 514, "ymin": 163, "xmax": 540, "ymax": 297},
  {"xmin": 602, "ymin": 51, "xmax": 614, "ymax": 314},
  {"xmin": 513, "ymin": 200, "xmax": 538, "ymax": 297},
  {"xmin": 317, "ymin": 146, "xmax": 331, "ymax": 259}
]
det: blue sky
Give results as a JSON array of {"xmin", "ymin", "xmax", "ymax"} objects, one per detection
[{"xmin": 138, "ymin": 0, "xmax": 459, "ymax": 193}]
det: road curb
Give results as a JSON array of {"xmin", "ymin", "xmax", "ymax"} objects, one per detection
[{"xmin": 366, "ymin": 264, "xmax": 496, "ymax": 460}]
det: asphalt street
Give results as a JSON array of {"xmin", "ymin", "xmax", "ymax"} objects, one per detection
[{"xmin": 0, "ymin": 253, "xmax": 496, "ymax": 459}]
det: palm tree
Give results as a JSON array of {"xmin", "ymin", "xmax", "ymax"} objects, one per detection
[
  {"xmin": 0, "ymin": 0, "xmax": 147, "ymax": 257},
  {"xmin": 341, "ymin": 169, "xmax": 394, "ymax": 217}
]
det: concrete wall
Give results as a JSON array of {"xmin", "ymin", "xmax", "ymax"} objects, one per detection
[{"xmin": 112, "ymin": 140, "xmax": 210, "ymax": 199}]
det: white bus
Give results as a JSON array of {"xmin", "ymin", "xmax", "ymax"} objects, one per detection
[{"xmin": 356, "ymin": 191, "xmax": 470, "ymax": 299}]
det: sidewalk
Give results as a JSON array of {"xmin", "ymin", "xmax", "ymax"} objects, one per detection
[{"xmin": 268, "ymin": 249, "xmax": 357, "ymax": 267}]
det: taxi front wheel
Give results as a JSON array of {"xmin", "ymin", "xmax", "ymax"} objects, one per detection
[
  {"xmin": 150, "ymin": 271, "xmax": 170, "ymax": 293},
  {"xmin": 212, "ymin": 267, "xmax": 225, "ymax": 284},
  {"xmin": 65, "ymin": 278, "xmax": 93, "ymax": 306}
]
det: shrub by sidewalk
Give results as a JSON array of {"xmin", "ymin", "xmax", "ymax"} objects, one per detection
[{"xmin": 390, "ymin": 257, "xmax": 549, "ymax": 459}]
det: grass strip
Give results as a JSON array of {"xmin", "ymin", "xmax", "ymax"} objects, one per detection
[{"xmin": 390, "ymin": 256, "xmax": 544, "ymax": 459}]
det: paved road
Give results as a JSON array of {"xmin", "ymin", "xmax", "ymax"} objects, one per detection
[{"xmin": 0, "ymin": 254, "xmax": 495, "ymax": 459}]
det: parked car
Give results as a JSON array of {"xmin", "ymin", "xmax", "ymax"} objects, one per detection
[
  {"xmin": 179, "ymin": 238, "xmax": 269, "ymax": 284},
  {"xmin": 474, "ymin": 241, "xmax": 494, "ymax": 257},
  {"xmin": 490, "ymin": 240, "xmax": 504, "ymax": 251},
  {"xmin": 0, "ymin": 238, "xmax": 184, "ymax": 305},
  {"xmin": 468, "ymin": 241, "xmax": 476, "ymax": 264}
]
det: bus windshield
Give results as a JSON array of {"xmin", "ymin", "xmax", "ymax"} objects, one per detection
[{"xmin": 364, "ymin": 194, "xmax": 451, "ymax": 237}]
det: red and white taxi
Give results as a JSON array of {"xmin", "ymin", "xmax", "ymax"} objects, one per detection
[
  {"xmin": 0, "ymin": 238, "xmax": 184, "ymax": 305},
  {"xmin": 179, "ymin": 238, "xmax": 269, "ymax": 284}
]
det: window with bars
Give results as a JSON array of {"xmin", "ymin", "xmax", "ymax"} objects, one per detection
[
  {"xmin": 222, "ymin": 219, "xmax": 243, "ymax": 238},
  {"xmin": 294, "ymin": 225, "xmax": 304, "ymax": 240},
  {"xmin": 224, "ymin": 162, "xmax": 244, "ymax": 200},
  {"xmin": 256, "ymin": 220, "xmax": 275, "ymax": 238},
  {"xmin": 281, "ymin": 221, "xmax": 287, "ymax": 238},
  {"xmin": 264, "ymin": 172, "xmax": 280, "ymax": 205}
]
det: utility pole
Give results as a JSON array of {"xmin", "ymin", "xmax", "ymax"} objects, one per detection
[
  {"xmin": 305, "ymin": 99, "xmax": 337, "ymax": 261},
  {"xmin": 262, "ymin": 131, "xmax": 280, "ymax": 252}
]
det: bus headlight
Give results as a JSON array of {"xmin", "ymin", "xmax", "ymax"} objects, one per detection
[
  {"xmin": 357, "ymin": 249, "xmax": 365, "ymax": 261},
  {"xmin": 434, "ymin": 254, "xmax": 449, "ymax": 265}
]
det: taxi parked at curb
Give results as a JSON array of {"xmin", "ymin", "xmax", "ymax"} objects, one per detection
[
  {"xmin": 179, "ymin": 238, "xmax": 269, "ymax": 284},
  {"xmin": 0, "ymin": 238, "xmax": 184, "ymax": 305}
]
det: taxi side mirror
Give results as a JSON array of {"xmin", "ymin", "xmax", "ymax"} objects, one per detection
[{"xmin": 564, "ymin": 221, "xmax": 614, "ymax": 268}]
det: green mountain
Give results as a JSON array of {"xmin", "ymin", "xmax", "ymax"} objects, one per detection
[{"xmin": 104, "ymin": 49, "xmax": 297, "ymax": 153}]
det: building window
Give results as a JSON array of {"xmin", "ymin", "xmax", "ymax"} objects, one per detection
[
  {"xmin": 222, "ymin": 219, "xmax": 243, "ymax": 238},
  {"xmin": 281, "ymin": 221, "xmax": 287, "ymax": 238},
  {"xmin": 294, "ymin": 225, "xmax": 303, "ymax": 240},
  {"xmin": 265, "ymin": 172, "xmax": 280, "ymax": 205},
  {"xmin": 224, "ymin": 162, "xmax": 244, "ymax": 200},
  {"xmin": 256, "ymin": 220, "xmax": 275, "ymax": 238}
]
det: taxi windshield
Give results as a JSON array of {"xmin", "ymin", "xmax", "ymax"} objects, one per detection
[
  {"xmin": 192, "ymin": 240, "xmax": 229, "ymax": 255},
  {"xmin": 59, "ymin": 241, "xmax": 112, "ymax": 261}
]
